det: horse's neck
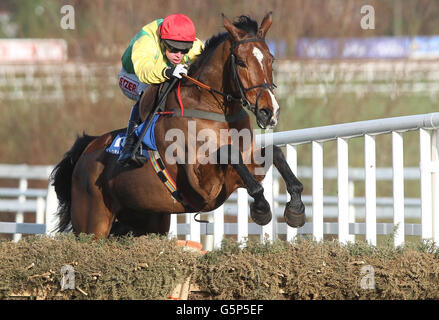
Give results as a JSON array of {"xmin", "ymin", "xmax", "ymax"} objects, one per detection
[
  {"xmin": 185, "ymin": 40, "xmax": 240, "ymax": 115},
  {"xmin": 199, "ymin": 41, "xmax": 229, "ymax": 91}
]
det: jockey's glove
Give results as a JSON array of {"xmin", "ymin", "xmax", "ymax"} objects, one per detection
[{"xmin": 164, "ymin": 64, "xmax": 188, "ymax": 79}]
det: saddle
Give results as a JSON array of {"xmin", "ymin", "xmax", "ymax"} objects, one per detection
[{"xmin": 106, "ymin": 83, "xmax": 167, "ymax": 162}]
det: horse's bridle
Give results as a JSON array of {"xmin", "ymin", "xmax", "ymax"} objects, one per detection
[
  {"xmin": 230, "ymin": 38, "xmax": 276, "ymax": 113},
  {"xmin": 183, "ymin": 37, "xmax": 276, "ymax": 114}
]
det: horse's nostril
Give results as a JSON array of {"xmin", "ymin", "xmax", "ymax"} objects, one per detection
[{"xmin": 259, "ymin": 108, "xmax": 272, "ymax": 119}]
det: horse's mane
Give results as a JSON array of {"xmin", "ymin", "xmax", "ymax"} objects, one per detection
[{"xmin": 188, "ymin": 15, "xmax": 258, "ymax": 76}]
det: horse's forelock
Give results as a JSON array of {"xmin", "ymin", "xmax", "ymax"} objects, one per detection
[{"xmin": 233, "ymin": 15, "xmax": 258, "ymax": 35}]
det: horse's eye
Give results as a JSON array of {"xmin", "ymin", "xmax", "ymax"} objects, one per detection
[{"xmin": 236, "ymin": 59, "xmax": 247, "ymax": 68}]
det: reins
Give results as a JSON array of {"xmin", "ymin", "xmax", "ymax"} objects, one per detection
[
  {"xmin": 182, "ymin": 73, "xmax": 240, "ymax": 104},
  {"xmin": 181, "ymin": 37, "xmax": 275, "ymax": 113}
]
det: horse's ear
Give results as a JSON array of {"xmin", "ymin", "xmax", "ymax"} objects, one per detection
[
  {"xmin": 222, "ymin": 13, "xmax": 246, "ymax": 42},
  {"xmin": 257, "ymin": 11, "xmax": 273, "ymax": 39}
]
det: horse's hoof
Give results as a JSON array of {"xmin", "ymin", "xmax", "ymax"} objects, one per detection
[
  {"xmin": 250, "ymin": 201, "xmax": 272, "ymax": 226},
  {"xmin": 284, "ymin": 201, "xmax": 305, "ymax": 228}
]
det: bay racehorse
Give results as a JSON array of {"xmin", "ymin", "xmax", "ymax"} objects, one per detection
[{"xmin": 51, "ymin": 12, "xmax": 305, "ymax": 238}]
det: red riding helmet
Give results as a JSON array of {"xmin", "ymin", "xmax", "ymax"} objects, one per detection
[{"xmin": 159, "ymin": 14, "xmax": 196, "ymax": 50}]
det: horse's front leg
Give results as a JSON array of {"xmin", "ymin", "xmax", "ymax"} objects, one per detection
[
  {"xmin": 218, "ymin": 145, "xmax": 272, "ymax": 226},
  {"xmin": 272, "ymin": 145, "xmax": 306, "ymax": 228}
]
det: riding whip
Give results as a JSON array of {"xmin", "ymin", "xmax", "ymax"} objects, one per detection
[{"xmin": 132, "ymin": 77, "xmax": 179, "ymax": 156}]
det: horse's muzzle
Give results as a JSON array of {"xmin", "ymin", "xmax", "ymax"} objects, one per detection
[{"xmin": 256, "ymin": 107, "xmax": 278, "ymax": 129}]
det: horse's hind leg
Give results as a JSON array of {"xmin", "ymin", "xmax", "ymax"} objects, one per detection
[
  {"xmin": 71, "ymin": 196, "xmax": 114, "ymax": 239},
  {"xmin": 71, "ymin": 172, "xmax": 114, "ymax": 239},
  {"xmin": 272, "ymin": 145, "xmax": 305, "ymax": 228},
  {"xmin": 219, "ymin": 145, "xmax": 272, "ymax": 226}
]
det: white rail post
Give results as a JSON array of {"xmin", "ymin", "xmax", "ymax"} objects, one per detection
[
  {"xmin": 261, "ymin": 165, "xmax": 274, "ymax": 242},
  {"xmin": 420, "ymin": 128, "xmax": 433, "ymax": 240},
  {"xmin": 312, "ymin": 141, "xmax": 324, "ymax": 242},
  {"xmin": 202, "ymin": 213, "xmax": 214, "ymax": 251},
  {"xmin": 431, "ymin": 129, "xmax": 439, "ymax": 244},
  {"xmin": 348, "ymin": 180, "xmax": 356, "ymax": 242},
  {"xmin": 286, "ymin": 144, "xmax": 298, "ymax": 242},
  {"xmin": 392, "ymin": 131, "xmax": 405, "ymax": 247},
  {"xmin": 364, "ymin": 134, "xmax": 377, "ymax": 246},
  {"xmin": 45, "ymin": 183, "xmax": 58, "ymax": 236},
  {"xmin": 36, "ymin": 197, "xmax": 45, "ymax": 225},
  {"xmin": 273, "ymin": 171, "xmax": 280, "ymax": 226},
  {"xmin": 189, "ymin": 212, "xmax": 201, "ymax": 243},
  {"xmin": 185, "ymin": 213, "xmax": 191, "ymax": 241},
  {"xmin": 213, "ymin": 205, "xmax": 224, "ymax": 249},
  {"xmin": 237, "ymin": 188, "xmax": 249, "ymax": 246},
  {"xmin": 168, "ymin": 214, "xmax": 177, "ymax": 239},
  {"xmin": 13, "ymin": 178, "xmax": 27, "ymax": 242},
  {"xmin": 337, "ymin": 138, "xmax": 350, "ymax": 244}
]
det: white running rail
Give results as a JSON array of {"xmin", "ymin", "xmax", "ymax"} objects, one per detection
[
  {"xmin": 2, "ymin": 113, "xmax": 439, "ymax": 248},
  {"xmin": 171, "ymin": 112, "xmax": 439, "ymax": 249}
]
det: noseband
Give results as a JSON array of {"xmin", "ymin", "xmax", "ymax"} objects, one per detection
[{"xmin": 230, "ymin": 38, "xmax": 276, "ymax": 113}]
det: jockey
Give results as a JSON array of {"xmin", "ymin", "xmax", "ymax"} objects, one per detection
[{"xmin": 117, "ymin": 13, "xmax": 204, "ymax": 167}]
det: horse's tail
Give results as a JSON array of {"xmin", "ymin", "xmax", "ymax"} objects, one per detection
[{"xmin": 50, "ymin": 134, "xmax": 96, "ymax": 233}]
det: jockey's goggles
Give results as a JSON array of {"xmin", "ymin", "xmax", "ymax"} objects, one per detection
[{"xmin": 163, "ymin": 41, "xmax": 191, "ymax": 54}]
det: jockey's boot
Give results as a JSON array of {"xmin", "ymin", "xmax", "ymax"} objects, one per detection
[{"xmin": 117, "ymin": 101, "xmax": 142, "ymax": 167}]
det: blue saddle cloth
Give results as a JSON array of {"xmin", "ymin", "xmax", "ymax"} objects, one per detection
[{"xmin": 105, "ymin": 115, "xmax": 160, "ymax": 158}]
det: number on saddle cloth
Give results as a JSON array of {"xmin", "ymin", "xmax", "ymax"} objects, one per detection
[{"xmin": 105, "ymin": 114, "xmax": 160, "ymax": 157}]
